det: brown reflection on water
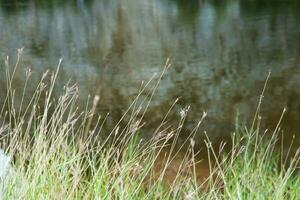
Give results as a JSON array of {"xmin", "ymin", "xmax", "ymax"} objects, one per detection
[{"xmin": 153, "ymin": 147, "xmax": 211, "ymax": 188}]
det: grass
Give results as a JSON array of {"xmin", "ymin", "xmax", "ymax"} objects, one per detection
[{"xmin": 0, "ymin": 50, "xmax": 300, "ymax": 199}]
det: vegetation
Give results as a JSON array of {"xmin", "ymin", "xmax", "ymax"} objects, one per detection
[{"xmin": 0, "ymin": 51, "xmax": 300, "ymax": 199}]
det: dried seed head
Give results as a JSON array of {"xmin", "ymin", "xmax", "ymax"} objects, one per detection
[
  {"xmin": 190, "ymin": 138, "xmax": 195, "ymax": 148},
  {"xmin": 93, "ymin": 95, "xmax": 100, "ymax": 106},
  {"xmin": 25, "ymin": 67, "xmax": 32, "ymax": 78},
  {"xmin": 180, "ymin": 106, "xmax": 190, "ymax": 118}
]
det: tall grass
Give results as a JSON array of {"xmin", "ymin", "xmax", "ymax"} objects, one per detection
[{"xmin": 0, "ymin": 50, "xmax": 300, "ymax": 199}]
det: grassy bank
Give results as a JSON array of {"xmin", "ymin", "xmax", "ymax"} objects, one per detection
[{"xmin": 0, "ymin": 52, "xmax": 300, "ymax": 199}]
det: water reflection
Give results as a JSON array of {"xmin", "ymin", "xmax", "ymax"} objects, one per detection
[{"xmin": 1, "ymin": 0, "xmax": 300, "ymax": 148}]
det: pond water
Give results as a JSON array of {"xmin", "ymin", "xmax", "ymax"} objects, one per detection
[{"xmin": 1, "ymin": 0, "xmax": 300, "ymax": 149}]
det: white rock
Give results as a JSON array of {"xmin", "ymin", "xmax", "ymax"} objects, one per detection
[{"xmin": 0, "ymin": 149, "xmax": 10, "ymax": 198}]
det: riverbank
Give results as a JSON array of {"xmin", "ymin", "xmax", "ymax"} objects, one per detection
[{"xmin": 1, "ymin": 102, "xmax": 300, "ymax": 199}]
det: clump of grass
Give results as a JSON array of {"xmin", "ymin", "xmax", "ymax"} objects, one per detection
[
  {"xmin": 0, "ymin": 50, "xmax": 300, "ymax": 199},
  {"xmin": 202, "ymin": 73, "xmax": 300, "ymax": 199}
]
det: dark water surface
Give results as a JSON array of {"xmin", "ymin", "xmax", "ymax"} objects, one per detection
[{"xmin": 1, "ymin": 0, "xmax": 300, "ymax": 148}]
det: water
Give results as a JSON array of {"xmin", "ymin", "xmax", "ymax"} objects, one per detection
[{"xmin": 1, "ymin": 0, "xmax": 300, "ymax": 148}]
